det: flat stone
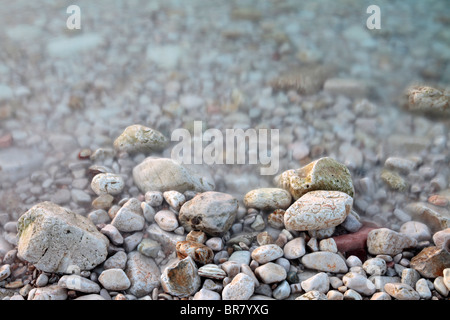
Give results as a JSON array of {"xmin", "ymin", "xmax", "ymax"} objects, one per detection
[
  {"xmin": 98, "ymin": 269, "xmax": 131, "ymax": 291},
  {"xmin": 404, "ymin": 202, "xmax": 449, "ymax": 232},
  {"xmin": 275, "ymin": 157, "xmax": 354, "ymax": 200},
  {"xmin": 283, "ymin": 237, "xmax": 306, "ymax": 259},
  {"xmin": 91, "ymin": 173, "xmax": 125, "ymax": 196},
  {"xmin": 111, "ymin": 198, "xmax": 145, "ymax": 232},
  {"xmin": 113, "ymin": 124, "xmax": 167, "ymax": 154},
  {"xmin": 125, "ymin": 251, "xmax": 160, "ymax": 298},
  {"xmin": 160, "ymin": 256, "xmax": 201, "ymax": 298},
  {"xmin": 367, "ymin": 228, "xmax": 417, "ymax": 255},
  {"xmin": 179, "ymin": 191, "xmax": 238, "ymax": 236},
  {"xmin": 384, "ymin": 283, "xmax": 420, "ymax": 300},
  {"xmin": 410, "ymin": 246, "xmax": 450, "ymax": 278},
  {"xmin": 132, "ymin": 157, "xmax": 215, "ymax": 194},
  {"xmin": 58, "ymin": 274, "xmax": 101, "ymax": 293},
  {"xmin": 301, "ymin": 272, "xmax": 329, "ymax": 293},
  {"xmin": 17, "ymin": 202, "xmax": 109, "ymax": 273},
  {"xmin": 243, "ymin": 188, "xmax": 292, "ymax": 210},
  {"xmin": 433, "ymin": 228, "xmax": 450, "ymax": 250},
  {"xmin": 251, "ymin": 244, "xmax": 284, "ymax": 264},
  {"xmin": 222, "ymin": 273, "xmax": 255, "ymax": 300},
  {"xmin": 254, "ymin": 262, "xmax": 287, "ymax": 284},
  {"xmin": 301, "ymin": 252, "xmax": 348, "ymax": 273},
  {"xmin": 228, "ymin": 250, "xmax": 251, "ymax": 265},
  {"xmin": 284, "ymin": 190, "xmax": 353, "ymax": 231}
]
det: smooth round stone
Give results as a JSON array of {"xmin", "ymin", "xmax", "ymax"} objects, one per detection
[
  {"xmin": 205, "ymin": 237, "xmax": 223, "ymax": 251},
  {"xmin": 111, "ymin": 198, "xmax": 145, "ymax": 232},
  {"xmin": 272, "ymin": 280, "xmax": 290, "ymax": 300},
  {"xmin": 163, "ymin": 190, "xmax": 186, "ymax": 211},
  {"xmin": 301, "ymin": 272, "xmax": 330, "ymax": 293},
  {"xmin": 154, "ymin": 210, "xmax": 179, "ymax": 232},
  {"xmin": 343, "ymin": 289, "xmax": 363, "ymax": 300},
  {"xmin": 327, "ymin": 290, "xmax": 344, "ymax": 300},
  {"xmin": 113, "ymin": 124, "xmax": 167, "ymax": 154},
  {"xmin": 384, "ymin": 283, "xmax": 420, "ymax": 300},
  {"xmin": 144, "ymin": 191, "xmax": 164, "ymax": 207},
  {"xmin": 301, "ymin": 252, "xmax": 348, "ymax": 273},
  {"xmin": 342, "ymin": 272, "xmax": 376, "ymax": 296},
  {"xmin": 370, "ymin": 292, "xmax": 392, "ymax": 300},
  {"xmin": 362, "ymin": 258, "xmax": 387, "ymax": 276},
  {"xmin": 319, "ymin": 238, "xmax": 338, "ymax": 253},
  {"xmin": 284, "ymin": 190, "xmax": 353, "ymax": 231},
  {"xmin": 254, "ymin": 262, "xmax": 287, "ymax": 284},
  {"xmin": 0, "ymin": 264, "xmax": 11, "ymax": 281},
  {"xmin": 98, "ymin": 269, "xmax": 131, "ymax": 291},
  {"xmin": 91, "ymin": 173, "xmax": 125, "ymax": 196},
  {"xmin": 229, "ymin": 250, "xmax": 251, "ymax": 265},
  {"xmin": 222, "ymin": 273, "xmax": 255, "ymax": 300},
  {"xmin": 283, "ymin": 237, "xmax": 306, "ymax": 259},
  {"xmin": 251, "ymin": 244, "xmax": 283, "ymax": 264},
  {"xmin": 399, "ymin": 221, "xmax": 431, "ymax": 242},
  {"xmin": 100, "ymin": 224, "xmax": 123, "ymax": 245},
  {"xmin": 434, "ymin": 276, "xmax": 449, "ymax": 297},
  {"xmin": 367, "ymin": 228, "xmax": 417, "ymax": 255},
  {"xmin": 58, "ymin": 274, "xmax": 101, "ymax": 293},
  {"xmin": 198, "ymin": 264, "xmax": 227, "ymax": 280},
  {"xmin": 103, "ymin": 251, "xmax": 127, "ymax": 270},
  {"xmin": 346, "ymin": 255, "xmax": 362, "ymax": 268},
  {"xmin": 444, "ymin": 268, "xmax": 450, "ymax": 291},
  {"xmin": 193, "ymin": 288, "xmax": 221, "ymax": 300},
  {"xmin": 415, "ymin": 278, "xmax": 432, "ymax": 299},
  {"xmin": 137, "ymin": 238, "xmax": 161, "ymax": 258},
  {"xmin": 244, "ymin": 188, "xmax": 292, "ymax": 210}
]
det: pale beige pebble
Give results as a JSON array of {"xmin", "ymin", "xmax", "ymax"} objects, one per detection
[
  {"xmin": 444, "ymin": 268, "xmax": 450, "ymax": 291},
  {"xmin": 384, "ymin": 157, "xmax": 416, "ymax": 174},
  {"xmin": 198, "ymin": 264, "xmax": 227, "ymax": 280},
  {"xmin": 301, "ymin": 252, "xmax": 348, "ymax": 273},
  {"xmin": 284, "ymin": 190, "xmax": 353, "ymax": 231},
  {"xmin": 163, "ymin": 190, "xmax": 186, "ymax": 211},
  {"xmin": 186, "ymin": 230, "xmax": 207, "ymax": 244},
  {"xmin": 154, "ymin": 210, "xmax": 179, "ymax": 232},
  {"xmin": 254, "ymin": 262, "xmax": 287, "ymax": 284},
  {"xmin": 300, "ymin": 272, "xmax": 329, "ymax": 293},
  {"xmin": 307, "ymin": 237, "xmax": 319, "ymax": 252},
  {"xmin": 399, "ymin": 221, "xmax": 431, "ymax": 242},
  {"xmin": 0, "ymin": 264, "xmax": 11, "ymax": 281},
  {"xmin": 384, "ymin": 283, "xmax": 420, "ymax": 300},
  {"xmin": 98, "ymin": 269, "xmax": 131, "ymax": 291},
  {"xmin": 28, "ymin": 285, "xmax": 68, "ymax": 300},
  {"xmin": 415, "ymin": 278, "xmax": 432, "ymax": 299},
  {"xmin": 342, "ymin": 272, "xmax": 376, "ymax": 296},
  {"xmin": 113, "ymin": 124, "xmax": 168, "ymax": 154},
  {"xmin": 222, "ymin": 273, "xmax": 255, "ymax": 300},
  {"xmin": 243, "ymin": 188, "xmax": 292, "ymax": 210},
  {"xmin": 193, "ymin": 288, "xmax": 221, "ymax": 300},
  {"xmin": 327, "ymin": 290, "xmax": 344, "ymax": 300},
  {"xmin": 111, "ymin": 198, "xmax": 145, "ymax": 232},
  {"xmin": 329, "ymin": 276, "xmax": 343, "ymax": 289},
  {"xmin": 319, "ymin": 238, "xmax": 338, "ymax": 253},
  {"xmin": 433, "ymin": 228, "xmax": 450, "ymax": 249},
  {"xmin": 295, "ymin": 290, "xmax": 327, "ymax": 300},
  {"xmin": 91, "ymin": 173, "xmax": 125, "ymax": 196},
  {"xmin": 406, "ymin": 86, "xmax": 450, "ymax": 116},
  {"xmin": 343, "ymin": 289, "xmax": 363, "ymax": 300},
  {"xmin": 251, "ymin": 244, "xmax": 284, "ymax": 264},
  {"xmin": 362, "ymin": 258, "xmax": 387, "ymax": 276},
  {"xmin": 283, "ymin": 237, "xmax": 306, "ymax": 259},
  {"xmin": 58, "ymin": 274, "xmax": 101, "ymax": 293},
  {"xmin": 346, "ymin": 255, "xmax": 362, "ymax": 268},
  {"xmin": 370, "ymin": 292, "xmax": 391, "ymax": 300},
  {"xmin": 433, "ymin": 276, "xmax": 449, "ymax": 297},
  {"xmin": 367, "ymin": 228, "xmax": 417, "ymax": 255}
]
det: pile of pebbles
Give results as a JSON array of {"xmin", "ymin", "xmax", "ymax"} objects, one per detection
[{"xmin": 0, "ymin": 124, "xmax": 449, "ymax": 301}]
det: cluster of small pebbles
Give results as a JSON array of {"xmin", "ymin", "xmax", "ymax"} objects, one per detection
[{"xmin": 0, "ymin": 0, "xmax": 449, "ymax": 302}]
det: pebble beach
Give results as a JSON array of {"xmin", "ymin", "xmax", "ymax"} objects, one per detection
[{"xmin": 0, "ymin": 0, "xmax": 449, "ymax": 303}]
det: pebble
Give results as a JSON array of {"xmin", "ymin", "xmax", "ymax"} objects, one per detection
[
  {"xmin": 296, "ymin": 290, "xmax": 327, "ymax": 300},
  {"xmin": 178, "ymin": 191, "xmax": 238, "ymax": 236},
  {"xmin": 145, "ymin": 191, "xmax": 164, "ymax": 207},
  {"xmin": 50, "ymin": 189, "xmax": 71, "ymax": 205},
  {"xmin": 71, "ymin": 189, "xmax": 91, "ymax": 205},
  {"xmin": 342, "ymin": 272, "xmax": 376, "ymax": 296},
  {"xmin": 319, "ymin": 238, "xmax": 338, "ymax": 253},
  {"xmin": 228, "ymin": 250, "xmax": 251, "ymax": 265},
  {"xmin": 161, "ymin": 256, "xmax": 201, "ymax": 298},
  {"xmin": 444, "ymin": 269, "xmax": 450, "ymax": 291},
  {"xmin": 111, "ymin": 198, "xmax": 145, "ymax": 232},
  {"xmin": 100, "ymin": 224, "xmax": 123, "ymax": 245},
  {"xmin": 341, "ymin": 212, "xmax": 363, "ymax": 233},
  {"xmin": 74, "ymin": 294, "xmax": 106, "ymax": 300},
  {"xmin": 434, "ymin": 276, "xmax": 449, "ymax": 297},
  {"xmin": 301, "ymin": 252, "xmax": 348, "ymax": 273},
  {"xmin": 370, "ymin": 292, "xmax": 391, "ymax": 300},
  {"xmin": 346, "ymin": 255, "xmax": 363, "ymax": 268},
  {"xmin": 401, "ymin": 268, "xmax": 421, "ymax": 288},
  {"xmin": 301, "ymin": 272, "xmax": 329, "ymax": 293},
  {"xmin": 283, "ymin": 237, "xmax": 306, "ymax": 259},
  {"xmin": 433, "ymin": 228, "xmax": 450, "ymax": 250},
  {"xmin": 137, "ymin": 238, "xmax": 161, "ymax": 258},
  {"xmin": 141, "ymin": 202, "xmax": 156, "ymax": 222},
  {"xmin": 154, "ymin": 210, "xmax": 179, "ymax": 232},
  {"xmin": 384, "ymin": 283, "xmax": 420, "ymax": 300},
  {"xmin": 399, "ymin": 221, "xmax": 431, "ymax": 241},
  {"xmin": 0, "ymin": 264, "xmax": 11, "ymax": 281},
  {"xmin": 113, "ymin": 124, "xmax": 167, "ymax": 154},
  {"xmin": 58, "ymin": 275, "xmax": 101, "ymax": 293},
  {"xmin": 427, "ymin": 194, "xmax": 449, "ymax": 207},
  {"xmin": 276, "ymin": 157, "xmax": 354, "ymax": 200},
  {"xmin": 125, "ymin": 251, "xmax": 160, "ymax": 298},
  {"xmin": 193, "ymin": 288, "xmax": 221, "ymax": 300},
  {"xmin": 163, "ymin": 190, "xmax": 186, "ymax": 211},
  {"xmin": 267, "ymin": 209, "xmax": 285, "ymax": 229},
  {"xmin": 343, "ymin": 288, "xmax": 363, "ymax": 300},
  {"xmin": 36, "ymin": 273, "xmax": 49, "ymax": 287},
  {"xmin": 410, "ymin": 246, "xmax": 450, "ymax": 278},
  {"xmin": 221, "ymin": 261, "xmax": 240, "ymax": 279},
  {"xmin": 327, "ymin": 290, "xmax": 344, "ymax": 300},
  {"xmin": 367, "ymin": 228, "xmax": 417, "ymax": 255},
  {"xmin": 362, "ymin": 258, "xmax": 387, "ymax": 276},
  {"xmin": 123, "ymin": 232, "xmax": 144, "ymax": 252},
  {"xmin": 205, "ymin": 237, "xmax": 223, "ymax": 251},
  {"xmin": 176, "ymin": 240, "xmax": 214, "ymax": 265},
  {"xmin": 98, "ymin": 269, "xmax": 131, "ymax": 291},
  {"xmin": 284, "ymin": 190, "xmax": 353, "ymax": 231},
  {"xmin": 91, "ymin": 173, "xmax": 125, "ymax": 196},
  {"xmin": 384, "ymin": 157, "xmax": 416, "ymax": 173},
  {"xmin": 92, "ymin": 194, "xmax": 114, "ymax": 210},
  {"xmin": 273, "ymin": 280, "xmax": 291, "ymax": 300},
  {"xmin": 380, "ymin": 170, "xmax": 408, "ymax": 192},
  {"xmin": 243, "ymin": 188, "xmax": 292, "ymax": 210},
  {"xmin": 28, "ymin": 285, "xmax": 68, "ymax": 300},
  {"xmin": 103, "ymin": 251, "xmax": 127, "ymax": 270},
  {"xmin": 198, "ymin": 264, "xmax": 227, "ymax": 280},
  {"xmin": 251, "ymin": 244, "xmax": 283, "ymax": 264},
  {"xmin": 88, "ymin": 209, "xmax": 111, "ymax": 225},
  {"xmin": 222, "ymin": 273, "xmax": 255, "ymax": 300},
  {"xmin": 415, "ymin": 278, "xmax": 432, "ymax": 299},
  {"xmin": 254, "ymin": 262, "xmax": 287, "ymax": 284}
]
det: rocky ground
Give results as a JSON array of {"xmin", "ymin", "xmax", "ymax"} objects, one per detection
[{"xmin": 0, "ymin": 0, "xmax": 449, "ymax": 301}]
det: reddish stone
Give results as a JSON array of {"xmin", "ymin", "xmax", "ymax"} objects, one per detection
[
  {"xmin": 333, "ymin": 223, "xmax": 380, "ymax": 254},
  {"xmin": 0, "ymin": 133, "xmax": 13, "ymax": 148}
]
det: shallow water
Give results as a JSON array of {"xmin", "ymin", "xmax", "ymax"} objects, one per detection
[{"xmin": 0, "ymin": 0, "xmax": 449, "ymax": 249}]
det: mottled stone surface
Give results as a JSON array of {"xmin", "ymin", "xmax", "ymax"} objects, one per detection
[
  {"xmin": 125, "ymin": 251, "xmax": 160, "ymax": 298},
  {"xmin": 301, "ymin": 252, "xmax": 348, "ymax": 273},
  {"xmin": 160, "ymin": 256, "xmax": 201, "ymax": 298},
  {"xmin": 284, "ymin": 190, "xmax": 353, "ymax": 231},
  {"xmin": 244, "ymin": 188, "xmax": 292, "ymax": 210},
  {"xmin": 367, "ymin": 228, "xmax": 417, "ymax": 255},
  {"xmin": 410, "ymin": 246, "xmax": 450, "ymax": 278},
  {"xmin": 222, "ymin": 273, "xmax": 255, "ymax": 300},
  {"xmin": 176, "ymin": 240, "xmax": 214, "ymax": 265},
  {"xmin": 275, "ymin": 157, "xmax": 354, "ymax": 200},
  {"xmin": 113, "ymin": 124, "xmax": 168, "ymax": 154}
]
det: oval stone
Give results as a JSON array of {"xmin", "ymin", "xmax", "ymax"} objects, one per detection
[
  {"xmin": 251, "ymin": 244, "xmax": 283, "ymax": 264},
  {"xmin": 244, "ymin": 188, "xmax": 292, "ymax": 210},
  {"xmin": 301, "ymin": 252, "xmax": 348, "ymax": 273},
  {"xmin": 284, "ymin": 190, "xmax": 353, "ymax": 231}
]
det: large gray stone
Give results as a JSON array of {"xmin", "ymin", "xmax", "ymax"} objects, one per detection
[{"xmin": 17, "ymin": 202, "xmax": 109, "ymax": 273}]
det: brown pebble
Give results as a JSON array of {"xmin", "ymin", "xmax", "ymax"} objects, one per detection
[{"xmin": 428, "ymin": 195, "xmax": 448, "ymax": 207}]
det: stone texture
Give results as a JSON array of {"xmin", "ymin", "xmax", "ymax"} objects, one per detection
[
  {"xmin": 98, "ymin": 269, "xmax": 131, "ymax": 291},
  {"xmin": 415, "ymin": 278, "xmax": 432, "ymax": 299},
  {"xmin": 146, "ymin": 223, "xmax": 185, "ymax": 255},
  {"xmin": 284, "ymin": 190, "xmax": 353, "ymax": 231},
  {"xmin": 342, "ymin": 272, "xmax": 376, "ymax": 296},
  {"xmin": 405, "ymin": 202, "xmax": 449, "ymax": 232},
  {"xmin": 367, "ymin": 228, "xmax": 417, "ymax": 255},
  {"xmin": 399, "ymin": 221, "xmax": 432, "ymax": 241},
  {"xmin": 154, "ymin": 209, "xmax": 179, "ymax": 232},
  {"xmin": 198, "ymin": 264, "xmax": 227, "ymax": 280},
  {"xmin": 111, "ymin": 198, "xmax": 145, "ymax": 232},
  {"xmin": 28, "ymin": 285, "xmax": 68, "ymax": 300},
  {"xmin": 58, "ymin": 274, "xmax": 101, "ymax": 293},
  {"xmin": 91, "ymin": 173, "xmax": 125, "ymax": 196},
  {"xmin": 384, "ymin": 283, "xmax": 420, "ymax": 300},
  {"xmin": 433, "ymin": 228, "xmax": 450, "ymax": 250},
  {"xmin": 160, "ymin": 256, "xmax": 201, "ymax": 298},
  {"xmin": 406, "ymin": 86, "xmax": 450, "ymax": 116},
  {"xmin": 296, "ymin": 290, "xmax": 327, "ymax": 300},
  {"xmin": 275, "ymin": 157, "xmax": 354, "ymax": 200},
  {"xmin": 222, "ymin": 273, "xmax": 255, "ymax": 300},
  {"xmin": 125, "ymin": 251, "xmax": 160, "ymax": 298},
  {"xmin": 179, "ymin": 191, "xmax": 238, "ymax": 236},
  {"xmin": 113, "ymin": 124, "xmax": 168, "ymax": 154},
  {"xmin": 283, "ymin": 237, "xmax": 306, "ymax": 259},
  {"xmin": 363, "ymin": 258, "xmax": 387, "ymax": 276},
  {"xmin": 410, "ymin": 246, "xmax": 450, "ymax": 278},
  {"xmin": 243, "ymin": 188, "xmax": 292, "ymax": 210},
  {"xmin": 251, "ymin": 244, "xmax": 284, "ymax": 264},
  {"xmin": 176, "ymin": 240, "xmax": 214, "ymax": 265},
  {"xmin": 301, "ymin": 272, "xmax": 329, "ymax": 293},
  {"xmin": 132, "ymin": 157, "xmax": 215, "ymax": 193},
  {"xmin": 254, "ymin": 262, "xmax": 287, "ymax": 284},
  {"xmin": 17, "ymin": 202, "xmax": 109, "ymax": 273},
  {"xmin": 301, "ymin": 252, "xmax": 348, "ymax": 273}
]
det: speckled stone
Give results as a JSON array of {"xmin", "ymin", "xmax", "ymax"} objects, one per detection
[
  {"xmin": 301, "ymin": 252, "xmax": 348, "ymax": 273},
  {"xmin": 251, "ymin": 244, "xmax": 283, "ymax": 264},
  {"xmin": 384, "ymin": 283, "xmax": 420, "ymax": 300},
  {"xmin": 113, "ymin": 124, "xmax": 168, "ymax": 154},
  {"xmin": 284, "ymin": 190, "xmax": 353, "ymax": 231},
  {"xmin": 367, "ymin": 228, "xmax": 417, "ymax": 255},
  {"xmin": 160, "ymin": 256, "xmax": 201, "ymax": 298},
  {"xmin": 254, "ymin": 262, "xmax": 287, "ymax": 284},
  {"xmin": 222, "ymin": 273, "xmax": 255, "ymax": 300},
  {"xmin": 244, "ymin": 188, "xmax": 292, "ymax": 210}
]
